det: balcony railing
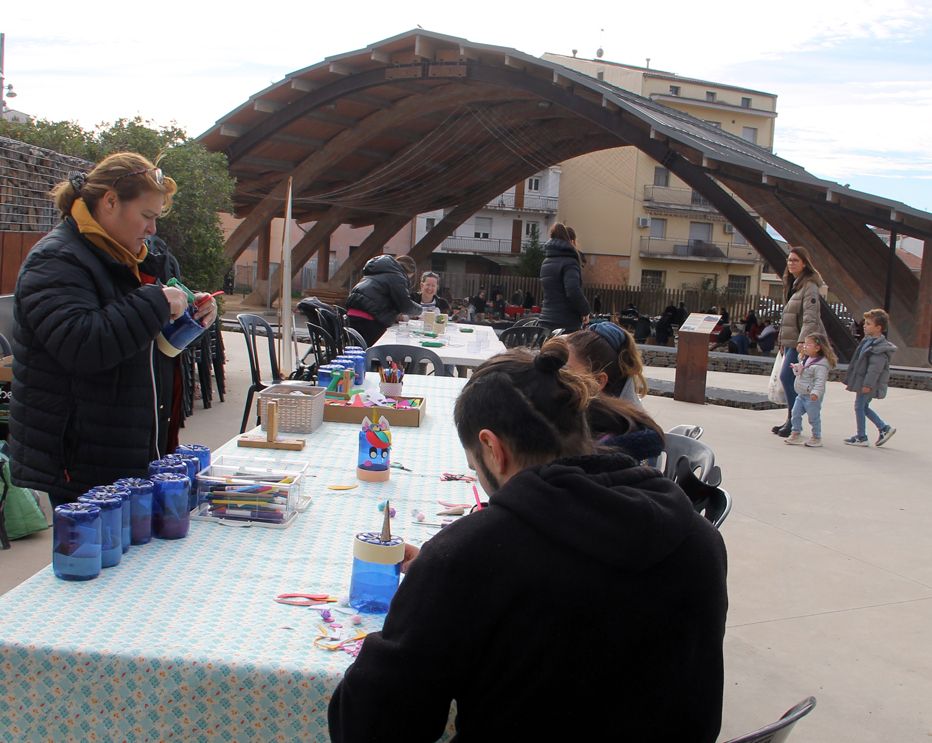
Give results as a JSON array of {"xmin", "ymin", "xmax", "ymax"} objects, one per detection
[
  {"xmin": 643, "ymin": 185, "xmax": 716, "ymax": 209},
  {"xmin": 485, "ymin": 192, "xmax": 559, "ymax": 213},
  {"xmin": 639, "ymin": 236, "xmax": 759, "ymax": 263},
  {"xmin": 439, "ymin": 236, "xmax": 532, "ymax": 255}
]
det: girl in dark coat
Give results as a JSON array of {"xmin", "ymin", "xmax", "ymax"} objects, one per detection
[{"xmin": 538, "ymin": 223, "xmax": 590, "ymax": 331}]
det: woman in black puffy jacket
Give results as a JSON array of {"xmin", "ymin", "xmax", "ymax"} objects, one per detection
[
  {"xmin": 346, "ymin": 254, "xmax": 422, "ymax": 346},
  {"xmin": 538, "ymin": 223, "xmax": 590, "ymax": 332}
]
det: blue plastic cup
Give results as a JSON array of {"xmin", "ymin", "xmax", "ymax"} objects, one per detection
[
  {"xmin": 87, "ymin": 485, "xmax": 131, "ymax": 553},
  {"xmin": 151, "ymin": 472, "xmax": 191, "ymax": 540},
  {"xmin": 158, "ymin": 307, "xmax": 206, "ymax": 357},
  {"xmin": 164, "ymin": 453, "xmax": 200, "ymax": 509},
  {"xmin": 175, "ymin": 444, "xmax": 211, "ymax": 473},
  {"xmin": 76, "ymin": 494, "xmax": 123, "ymax": 567},
  {"xmin": 115, "ymin": 478, "xmax": 154, "ymax": 545},
  {"xmin": 53, "ymin": 503, "xmax": 102, "ymax": 581},
  {"xmin": 349, "ymin": 532, "xmax": 404, "ymax": 613}
]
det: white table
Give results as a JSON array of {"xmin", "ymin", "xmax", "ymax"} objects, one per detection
[
  {"xmin": 0, "ymin": 374, "xmax": 469, "ymax": 742},
  {"xmin": 373, "ymin": 322, "xmax": 505, "ymax": 368}
]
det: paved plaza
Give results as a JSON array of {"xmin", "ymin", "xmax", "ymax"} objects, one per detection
[{"xmin": 2, "ymin": 326, "xmax": 930, "ymax": 742}]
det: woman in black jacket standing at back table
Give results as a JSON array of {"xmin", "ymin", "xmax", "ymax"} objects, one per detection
[
  {"xmin": 346, "ymin": 254, "xmax": 422, "ymax": 346},
  {"xmin": 539, "ymin": 223, "xmax": 590, "ymax": 332}
]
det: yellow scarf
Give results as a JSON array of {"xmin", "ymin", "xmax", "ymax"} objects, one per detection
[{"xmin": 71, "ymin": 198, "xmax": 148, "ymax": 282}]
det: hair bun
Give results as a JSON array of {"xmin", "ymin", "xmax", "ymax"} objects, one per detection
[
  {"xmin": 534, "ymin": 348, "xmax": 566, "ymax": 374},
  {"xmin": 68, "ymin": 171, "xmax": 88, "ymax": 193}
]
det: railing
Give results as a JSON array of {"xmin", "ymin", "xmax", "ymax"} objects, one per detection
[
  {"xmin": 438, "ymin": 236, "xmax": 530, "ymax": 255},
  {"xmin": 485, "ymin": 192, "xmax": 559, "ymax": 212},
  {"xmin": 639, "ymin": 236, "xmax": 760, "ymax": 263},
  {"xmin": 643, "ymin": 185, "xmax": 715, "ymax": 209}
]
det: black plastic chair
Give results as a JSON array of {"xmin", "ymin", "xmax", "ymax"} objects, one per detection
[
  {"xmin": 237, "ymin": 313, "xmax": 283, "ymax": 433},
  {"xmin": 296, "ymin": 297, "xmax": 348, "ymax": 354},
  {"xmin": 365, "ymin": 344, "xmax": 450, "ymax": 376},
  {"xmin": 499, "ymin": 325, "xmax": 549, "ymax": 349},
  {"xmin": 302, "ymin": 322, "xmax": 339, "ymax": 371},
  {"xmin": 667, "ymin": 424, "xmax": 704, "ymax": 440},
  {"xmin": 724, "ymin": 696, "xmax": 817, "ymax": 743},
  {"xmin": 343, "ymin": 326, "xmax": 368, "ymax": 350}
]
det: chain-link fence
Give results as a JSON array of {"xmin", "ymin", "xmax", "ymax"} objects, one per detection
[{"xmin": 0, "ymin": 137, "xmax": 93, "ymax": 232}]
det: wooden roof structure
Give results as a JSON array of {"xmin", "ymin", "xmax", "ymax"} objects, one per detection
[{"xmin": 198, "ymin": 29, "xmax": 932, "ymax": 362}]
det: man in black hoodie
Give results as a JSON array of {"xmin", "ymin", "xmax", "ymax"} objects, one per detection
[{"xmin": 329, "ymin": 345, "xmax": 728, "ymax": 742}]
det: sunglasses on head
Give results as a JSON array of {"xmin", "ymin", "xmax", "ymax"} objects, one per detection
[{"xmin": 113, "ymin": 167, "xmax": 164, "ymax": 188}]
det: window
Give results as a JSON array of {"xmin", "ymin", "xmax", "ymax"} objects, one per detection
[
  {"xmin": 425, "ymin": 217, "xmax": 436, "ymax": 231},
  {"xmin": 597, "ymin": 70, "xmax": 604, "ymax": 81},
  {"xmin": 669, "ymin": 85, "xmax": 680, "ymax": 96},
  {"xmin": 705, "ymin": 91, "xmax": 716, "ymax": 102},
  {"xmin": 473, "ymin": 217, "xmax": 492, "ymax": 239},
  {"xmin": 733, "ymin": 230, "xmax": 748, "ymax": 246},
  {"xmin": 525, "ymin": 221, "xmax": 540, "ymax": 239},
  {"xmin": 741, "ymin": 96, "xmax": 752, "ymax": 109},
  {"xmin": 726, "ymin": 274, "xmax": 750, "ymax": 295},
  {"xmin": 704, "ymin": 120, "xmax": 722, "ymax": 128},
  {"xmin": 691, "ymin": 190, "xmax": 712, "ymax": 207},
  {"xmin": 653, "ymin": 167, "xmax": 669, "ymax": 187},
  {"xmin": 649, "ymin": 218, "xmax": 667, "ymax": 239},
  {"xmin": 641, "ymin": 270, "xmax": 665, "ymax": 289},
  {"xmin": 527, "ymin": 177, "xmax": 541, "ymax": 192},
  {"xmin": 689, "ymin": 222, "xmax": 713, "ymax": 243},
  {"xmin": 741, "ymin": 126, "xmax": 758, "ymax": 144}
]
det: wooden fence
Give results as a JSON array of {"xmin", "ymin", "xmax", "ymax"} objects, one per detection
[{"xmin": 0, "ymin": 231, "xmax": 42, "ymax": 294}]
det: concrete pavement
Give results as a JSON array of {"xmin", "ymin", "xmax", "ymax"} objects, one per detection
[{"xmin": 2, "ymin": 328, "xmax": 930, "ymax": 741}]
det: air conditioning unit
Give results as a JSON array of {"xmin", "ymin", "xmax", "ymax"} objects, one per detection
[
  {"xmin": 637, "ymin": 217, "xmax": 651, "ymax": 228},
  {"xmin": 723, "ymin": 223, "xmax": 735, "ymax": 234}
]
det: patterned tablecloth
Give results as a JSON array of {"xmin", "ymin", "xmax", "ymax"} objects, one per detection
[
  {"xmin": 0, "ymin": 374, "xmax": 470, "ymax": 742},
  {"xmin": 373, "ymin": 322, "xmax": 505, "ymax": 368}
]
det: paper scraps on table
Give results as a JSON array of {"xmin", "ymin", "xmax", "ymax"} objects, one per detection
[
  {"xmin": 441, "ymin": 473, "xmax": 477, "ymax": 483},
  {"xmin": 328, "ymin": 484, "xmax": 358, "ymax": 491},
  {"xmin": 314, "ymin": 625, "xmax": 368, "ymax": 657}
]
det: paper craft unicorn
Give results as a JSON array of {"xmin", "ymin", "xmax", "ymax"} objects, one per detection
[{"xmin": 357, "ymin": 416, "xmax": 392, "ymax": 481}]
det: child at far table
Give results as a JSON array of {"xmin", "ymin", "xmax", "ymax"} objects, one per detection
[
  {"xmin": 844, "ymin": 308, "xmax": 897, "ymax": 447},
  {"xmin": 785, "ymin": 333, "xmax": 836, "ymax": 448}
]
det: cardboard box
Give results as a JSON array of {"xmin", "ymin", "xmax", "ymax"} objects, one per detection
[
  {"xmin": 0, "ymin": 355, "xmax": 12, "ymax": 383},
  {"xmin": 322, "ymin": 396, "xmax": 426, "ymax": 427}
]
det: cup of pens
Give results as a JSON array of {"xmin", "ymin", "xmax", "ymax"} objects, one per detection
[{"xmin": 379, "ymin": 364, "xmax": 404, "ymax": 397}]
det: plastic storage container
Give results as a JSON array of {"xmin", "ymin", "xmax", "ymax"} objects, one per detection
[
  {"xmin": 151, "ymin": 472, "xmax": 191, "ymax": 540},
  {"xmin": 114, "ymin": 478, "xmax": 154, "ymax": 545},
  {"xmin": 87, "ymin": 485, "xmax": 131, "ymax": 554},
  {"xmin": 53, "ymin": 503, "xmax": 102, "ymax": 581},
  {"xmin": 76, "ymin": 493, "xmax": 123, "ymax": 567}
]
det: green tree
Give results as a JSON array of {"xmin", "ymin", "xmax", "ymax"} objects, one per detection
[
  {"xmin": 516, "ymin": 228, "xmax": 545, "ymax": 277},
  {"xmin": 1, "ymin": 116, "xmax": 234, "ymax": 290}
]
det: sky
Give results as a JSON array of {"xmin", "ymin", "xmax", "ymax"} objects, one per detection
[{"xmin": 3, "ymin": 0, "xmax": 931, "ymax": 213}]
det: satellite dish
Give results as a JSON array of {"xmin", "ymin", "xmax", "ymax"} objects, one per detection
[
  {"xmin": 572, "ymin": 49, "xmax": 578, "ymax": 57},
  {"xmin": 596, "ymin": 47, "xmax": 604, "ymax": 58}
]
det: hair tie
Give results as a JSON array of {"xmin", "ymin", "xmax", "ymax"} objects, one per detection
[
  {"xmin": 589, "ymin": 321, "xmax": 628, "ymax": 353},
  {"xmin": 534, "ymin": 350, "xmax": 565, "ymax": 374},
  {"xmin": 69, "ymin": 172, "xmax": 88, "ymax": 193}
]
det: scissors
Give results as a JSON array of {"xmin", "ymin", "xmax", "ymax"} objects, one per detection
[{"xmin": 275, "ymin": 593, "xmax": 339, "ymax": 606}]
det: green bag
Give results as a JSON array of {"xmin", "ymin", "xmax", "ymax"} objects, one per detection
[{"xmin": 0, "ymin": 443, "xmax": 49, "ymax": 540}]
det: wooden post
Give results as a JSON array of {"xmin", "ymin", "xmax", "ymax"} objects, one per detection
[{"xmin": 674, "ymin": 331, "xmax": 711, "ymax": 404}]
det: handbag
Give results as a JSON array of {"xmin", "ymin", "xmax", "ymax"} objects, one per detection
[{"xmin": 767, "ymin": 349, "xmax": 786, "ymax": 405}]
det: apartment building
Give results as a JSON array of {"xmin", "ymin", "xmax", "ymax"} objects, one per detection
[
  {"xmin": 542, "ymin": 53, "xmax": 776, "ymax": 297},
  {"xmin": 415, "ymin": 166, "xmax": 561, "ymax": 274}
]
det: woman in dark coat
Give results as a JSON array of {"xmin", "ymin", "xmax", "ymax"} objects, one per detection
[
  {"xmin": 10, "ymin": 153, "xmax": 217, "ymax": 507},
  {"xmin": 346, "ymin": 254, "xmax": 422, "ymax": 346},
  {"xmin": 538, "ymin": 223, "xmax": 590, "ymax": 332}
]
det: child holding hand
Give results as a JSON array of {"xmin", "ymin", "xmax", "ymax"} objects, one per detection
[
  {"xmin": 844, "ymin": 308, "xmax": 897, "ymax": 446},
  {"xmin": 786, "ymin": 333, "xmax": 837, "ymax": 448}
]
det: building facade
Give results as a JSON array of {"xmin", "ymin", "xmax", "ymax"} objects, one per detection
[{"xmin": 542, "ymin": 53, "xmax": 777, "ymax": 299}]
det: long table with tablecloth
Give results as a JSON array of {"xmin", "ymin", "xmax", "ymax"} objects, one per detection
[
  {"xmin": 0, "ymin": 374, "xmax": 470, "ymax": 742},
  {"xmin": 373, "ymin": 322, "xmax": 505, "ymax": 368}
]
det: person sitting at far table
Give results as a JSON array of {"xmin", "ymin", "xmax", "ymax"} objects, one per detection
[
  {"xmin": 329, "ymin": 344, "xmax": 728, "ymax": 743},
  {"xmin": 410, "ymin": 270, "xmax": 450, "ymax": 314}
]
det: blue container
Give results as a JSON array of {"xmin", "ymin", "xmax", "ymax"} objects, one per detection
[
  {"xmin": 151, "ymin": 472, "xmax": 191, "ymax": 540},
  {"xmin": 340, "ymin": 352, "xmax": 366, "ymax": 386},
  {"xmin": 115, "ymin": 478, "xmax": 154, "ymax": 545},
  {"xmin": 88, "ymin": 485, "xmax": 131, "ymax": 554},
  {"xmin": 53, "ymin": 503, "xmax": 102, "ymax": 581},
  {"xmin": 316, "ymin": 364, "xmax": 339, "ymax": 388},
  {"xmin": 349, "ymin": 533, "xmax": 404, "ymax": 613},
  {"xmin": 76, "ymin": 494, "xmax": 123, "ymax": 567},
  {"xmin": 175, "ymin": 444, "xmax": 211, "ymax": 473},
  {"xmin": 158, "ymin": 307, "xmax": 206, "ymax": 357},
  {"xmin": 164, "ymin": 453, "xmax": 200, "ymax": 509},
  {"xmin": 148, "ymin": 458, "xmax": 188, "ymax": 481}
]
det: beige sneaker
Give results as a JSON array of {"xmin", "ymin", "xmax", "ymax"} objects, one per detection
[
  {"xmin": 785, "ymin": 432, "xmax": 804, "ymax": 445},
  {"xmin": 804, "ymin": 436, "xmax": 822, "ymax": 448}
]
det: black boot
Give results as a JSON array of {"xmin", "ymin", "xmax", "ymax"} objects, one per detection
[{"xmin": 773, "ymin": 420, "xmax": 792, "ymax": 437}]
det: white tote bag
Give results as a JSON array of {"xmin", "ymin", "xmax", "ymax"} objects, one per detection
[{"xmin": 767, "ymin": 349, "xmax": 786, "ymax": 405}]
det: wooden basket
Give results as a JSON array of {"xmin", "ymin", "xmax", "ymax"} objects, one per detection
[{"xmin": 258, "ymin": 384, "xmax": 325, "ymax": 433}]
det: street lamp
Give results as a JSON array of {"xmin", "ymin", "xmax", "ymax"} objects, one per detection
[{"xmin": 0, "ymin": 32, "xmax": 15, "ymax": 115}]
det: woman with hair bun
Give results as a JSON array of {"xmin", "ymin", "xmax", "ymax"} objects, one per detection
[
  {"xmin": 330, "ymin": 344, "xmax": 728, "ymax": 743},
  {"xmin": 9, "ymin": 152, "xmax": 218, "ymax": 507},
  {"xmin": 538, "ymin": 222, "xmax": 590, "ymax": 332}
]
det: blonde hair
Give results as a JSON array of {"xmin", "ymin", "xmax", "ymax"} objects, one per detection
[
  {"xmin": 863, "ymin": 308, "xmax": 889, "ymax": 333},
  {"xmin": 51, "ymin": 152, "xmax": 177, "ymax": 219},
  {"xmin": 805, "ymin": 333, "xmax": 837, "ymax": 368}
]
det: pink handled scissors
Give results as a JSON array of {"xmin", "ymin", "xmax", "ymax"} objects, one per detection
[{"xmin": 275, "ymin": 593, "xmax": 339, "ymax": 606}]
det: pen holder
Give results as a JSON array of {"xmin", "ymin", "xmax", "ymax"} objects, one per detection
[
  {"xmin": 157, "ymin": 307, "xmax": 206, "ymax": 358},
  {"xmin": 349, "ymin": 532, "xmax": 404, "ymax": 613},
  {"xmin": 379, "ymin": 381, "xmax": 403, "ymax": 397},
  {"xmin": 115, "ymin": 477, "xmax": 154, "ymax": 545},
  {"xmin": 76, "ymin": 494, "xmax": 124, "ymax": 567},
  {"xmin": 53, "ymin": 503, "xmax": 102, "ymax": 581}
]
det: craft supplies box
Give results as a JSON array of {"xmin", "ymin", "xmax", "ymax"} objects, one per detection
[
  {"xmin": 191, "ymin": 454, "xmax": 310, "ymax": 529},
  {"xmin": 258, "ymin": 383, "xmax": 325, "ymax": 434},
  {"xmin": 323, "ymin": 396, "xmax": 426, "ymax": 427}
]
